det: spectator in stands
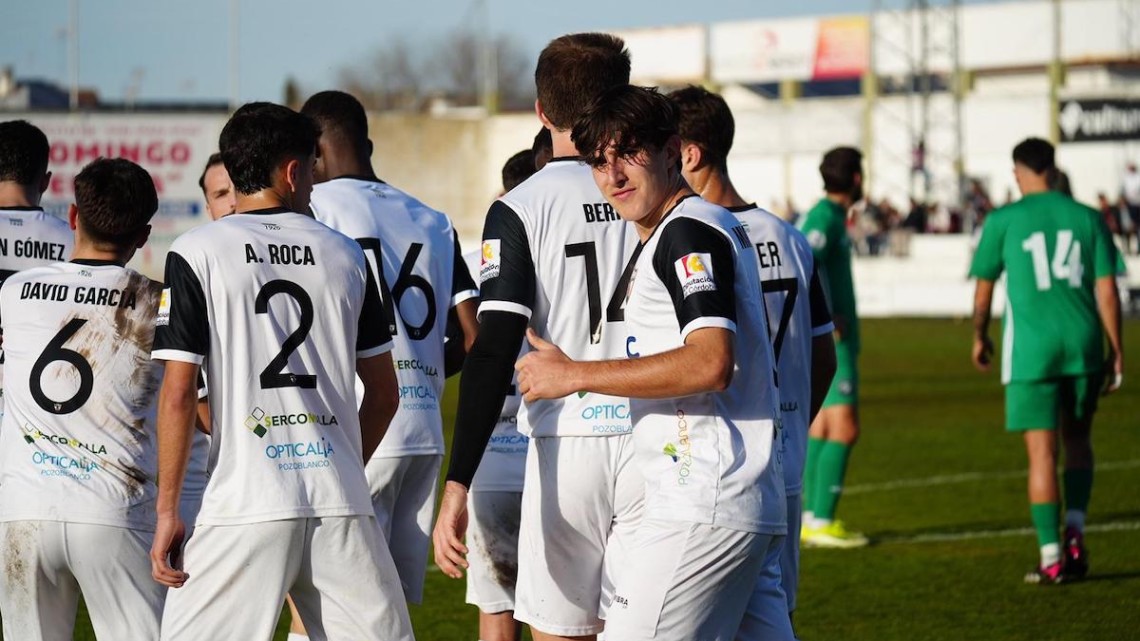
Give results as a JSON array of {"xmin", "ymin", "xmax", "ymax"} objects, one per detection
[
  {"xmin": 903, "ymin": 197, "xmax": 928, "ymax": 233},
  {"xmin": 1121, "ymin": 163, "xmax": 1140, "ymax": 254},
  {"xmin": 965, "ymin": 179, "xmax": 993, "ymax": 232}
]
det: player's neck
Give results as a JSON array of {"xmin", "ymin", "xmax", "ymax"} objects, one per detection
[
  {"xmin": 323, "ymin": 155, "xmax": 378, "ymax": 183},
  {"xmin": 71, "ymin": 240, "xmax": 131, "ymax": 266},
  {"xmin": 235, "ymin": 190, "xmax": 294, "ymax": 214},
  {"xmin": 550, "ymin": 129, "xmax": 579, "ymax": 158},
  {"xmin": 0, "ymin": 182, "xmax": 41, "ymax": 209},
  {"xmin": 692, "ymin": 169, "xmax": 748, "ymax": 209},
  {"xmin": 826, "ymin": 192, "xmax": 852, "ymax": 210},
  {"xmin": 635, "ymin": 178, "xmax": 694, "ymax": 243}
]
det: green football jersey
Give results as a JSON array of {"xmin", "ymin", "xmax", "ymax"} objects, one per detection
[
  {"xmin": 799, "ymin": 198, "xmax": 859, "ymax": 351},
  {"xmin": 969, "ymin": 191, "xmax": 1116, "ymax": 383}
]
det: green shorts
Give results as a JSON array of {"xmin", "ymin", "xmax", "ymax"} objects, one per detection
[
  {"xmin": 822, "ymin": 342, "xmax": 858, "ymax": 408},
  {"xmin": 1005, "ymin": 374, "xmax": 1102, "ymax": 431}
]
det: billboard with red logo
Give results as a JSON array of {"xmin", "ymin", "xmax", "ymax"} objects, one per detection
[{"xmin": 711, "ymin": 15, "xmax": 869, "ymax": 84}]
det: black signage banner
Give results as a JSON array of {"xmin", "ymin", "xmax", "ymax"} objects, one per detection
[{"xmin": 1059, "ymin": 98, "xmax": 1140, "ymax": 143}]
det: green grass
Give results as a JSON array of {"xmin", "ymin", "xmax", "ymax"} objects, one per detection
[{"xmin": 47, "ymin": 319, "xmax": 1140, "ymax": 640}]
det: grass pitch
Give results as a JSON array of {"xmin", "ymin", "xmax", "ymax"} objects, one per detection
[{"xmin": 52, "ymin": 318, "xmax": 1140, "ymax": 640}]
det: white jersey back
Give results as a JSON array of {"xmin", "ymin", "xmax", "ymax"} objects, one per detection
[
  {"xmin": 731, "ymin": 206, "xmax": 834, "ymax": 495},
  {"xmin": 153, "ymin": 209, "xmax": 393, "ymax": 526},
  {"xmin": 462, "ymin": 249, "xmax": 527, "ymax": 492},
  {"xmin": 0, "ymin": 262, "xmax": 161, "ymax": 530},
  {"xmin": 479, "ymin": 158, "xmax": 635, "ymax": 438},
  {"xmin": 309, "ymin": 178, "xmax": 476, "ymax": 457},
  {"xmin": 623, "ymin": 197, "xmax": 785, "ymax": 534},
  {"xmin": 0, "ymin": 208, "xmax": 74, "ymax": 415}
]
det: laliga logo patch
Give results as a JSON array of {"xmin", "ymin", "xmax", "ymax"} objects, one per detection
[
  {"xmin": 156, "ymin": 288, "xmax": 172, "ymax": 327},
  {"xmin": 479, "ymin": 239, "xmax": 501, "ymax": 283},
  {"xmin": 673, "ymin": 252, "xmax": 716, "ymax": 298}
]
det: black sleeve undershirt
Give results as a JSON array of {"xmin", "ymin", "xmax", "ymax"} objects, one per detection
[{"xmin": 444, "ymin": 310, "xmax": 528, "ymax": 488}]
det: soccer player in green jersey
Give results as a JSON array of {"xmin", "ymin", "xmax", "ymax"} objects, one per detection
[
  {"xmin": 970, "ymin": 138, "xmax": 1124, "ymax": 584},
  {"xmin": 798, "ymin": 147, "xmax": 868, "ymax": 548}
]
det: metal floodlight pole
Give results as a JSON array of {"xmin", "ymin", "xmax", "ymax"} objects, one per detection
[
  {"xmin": 68, "ymin": 0, "xmax": 79, "ymax": 110},
  {"xmin": 229, "ymin": 0, "xmax": 240, "ymax": 111}
]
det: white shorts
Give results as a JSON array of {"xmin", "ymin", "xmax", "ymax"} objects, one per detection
[
  {"xmin": 735, "ymin": 512, "xmax": 796, "ymax": 641},
  {"xmin": 160, "ymin": 515, "xmax": 412, "ymax": 641},
  {"xmin": 604, "ymin": 519, "xmax": 779, "ymax": 641},
  {"xmin": 515, "ymin": 434, "xmax": 643, "ymax": 637},
  {"xmin": 366, "ymin": 454, "xmax": 442, "ymax": 605},
  {"xmin": 465, "ymin": 490, "xmax": 523, "ymax": 613},
  {"xmin": 0, "ymin": 520, "xmax": 165, "ymax": 641},
  {"xmin": 779, "ymin": 494, "xmax": 802, "ymax": 613}
]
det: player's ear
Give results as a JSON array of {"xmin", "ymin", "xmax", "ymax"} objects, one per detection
[
  {"xmin": 67, "ymin": 203, "xmax": 78, "ymax": 231},
  {"xmin": 681, "ymin": 141, "xmax": 701, "ymax": 173},
  {"xmin": 40, "ymin": 171, "xmax": 52, "ymax": 196},
  {"xmin": 135, "ymin": 224, "xmax": 152, "ymax": 250},
  {"xmin": 284, "ymin": 158, "xmax": 300, "ymax": 193},
  {"xmin": 535, "ymin": 101, "xmax": 555, "ymax": 131}
]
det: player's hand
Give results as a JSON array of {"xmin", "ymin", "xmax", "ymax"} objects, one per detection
[
  {"xmin": 516, "ymin": 328, "xmax": 578, "ymax": 402},
  {"xmin": 432, "ymin": 481, "xmax": 470, "ymax": 579},
  {"xmin": 1103, "ymin": 353, "xmax": 1124, "ymax": 395},
  {"xmin": 972, "ymin": 335, "xmax": 994, "ymax": 371},
  {"xmin": 150, "ymin": 513, "xmax": 189, "ymax": 588}
]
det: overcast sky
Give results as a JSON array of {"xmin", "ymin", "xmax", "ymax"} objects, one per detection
[{"xmin": 3, "ymin": 0, "xmax": 995, "ymax": 104}]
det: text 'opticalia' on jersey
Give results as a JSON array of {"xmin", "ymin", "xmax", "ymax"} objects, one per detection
[
  {"xmin": 0, "ymin": 262, "xmax": 161, "ymax": 531},
  {"xmin": 478, "ymin": 158, "xmax": 637, "ymax": 438},
  {"xmin": 462, "ymin": 249, "xmax": 526, "ymax": 493},
  {"xmin": 0, "ymin": 207, "xmax": 74, "ymax": 415},
  {"xmin": 153, "ymin": 208, "xmax": 392, "ymax": 526},
  {"xmin": 623, "ymin": 196, "xmax": 786, "ymax": 534},
  {"xmin": 730, "ymin": 205, "xmax": 834, "ymax": 496},
  {"xmin": 309, "ymin": 178, "xmax": 477, "ymax": 457}
]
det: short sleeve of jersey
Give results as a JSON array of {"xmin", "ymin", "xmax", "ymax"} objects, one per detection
[
  {"xmin": 357, "ymin": 264, "xmax": 394, "ymax": 358},
  {"xmin": 153, "ymin": 251, "xmax": 210, "ymax": 364},
  {"xmin": 450, "ymin": 230, "xmax": 479, "ymax": 307},
  {"xmin": 808, "ymin": 266, "xmax": 835, "ymax": 336},
  {"xmin": 969, "ymin": 215, "xmax": 1007, "ymax": 281},
  {"xmin": 1092, "ymin": 213, "xmax": 1118, "ymax": 279},
  {"xmin": 477, "ymin": 201, "xmax": 535, "ymax": 319},
  {"xmin": 651, "ymin": 217, "xmax": 738, "ymax": 341},
  {"xmin": 799, "ymin": 208, "xmax": 831, "ymax": 261}
]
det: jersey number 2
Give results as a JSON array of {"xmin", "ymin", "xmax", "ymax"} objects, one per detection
[
  {"xmin": 31, "ymin": 318, "xmax": 94, "ymax": 414},
  {"xmin": 255, "ymin": 280, "xmax": 317, "ymax": 389}
]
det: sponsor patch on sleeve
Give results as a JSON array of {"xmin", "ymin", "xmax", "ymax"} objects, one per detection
[
  {"xmin": 673, "ymin": 252, "xmax": 717, "ymax": 298},
  {"xmin": 806, "ymin": 229, "xmax": 827, "ymax": 250},
  {"xmin": 156, "ymin": 288, "xmax": 171, "ymax": 327},
  {"xmin": 479, "ymin": 239, "xmax": 501, "ymax": 283}
]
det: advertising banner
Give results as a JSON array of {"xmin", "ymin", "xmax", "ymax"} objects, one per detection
[
  {"xmin": 712, "ymin": 15, "xmax": 869, "ymax": 84},
  {"xmin": 1059, "ymin": 99, "xmax": 1140, "ymax": 143}
]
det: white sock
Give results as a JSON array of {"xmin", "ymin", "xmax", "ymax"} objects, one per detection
[
  {"xmin": 287, "ymin": 634, "xmax": 309, "ymax": 641},
  {"xmin": 1065, "ymin": 510, "xmax": 1086, "ymax": 532},
  {"xmin": 1041, "ymin": 542, "xmax": 1062, "ymax": 567}
]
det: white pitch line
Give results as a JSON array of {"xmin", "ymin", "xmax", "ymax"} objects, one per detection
[
  {"xmin": 879, "ymin": 519, "xmax": 1140, "ymax": 545},
  {"xmin": 844, "ymin": 459, "xmax": 1140, "ymax": 496}
]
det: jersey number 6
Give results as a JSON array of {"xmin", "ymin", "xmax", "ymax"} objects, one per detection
[{"xmin": 30, "ymin": 318, "xmax": 95, "ymax": 414}]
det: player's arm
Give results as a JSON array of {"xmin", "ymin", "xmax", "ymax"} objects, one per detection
[
  {"xmin": 808, "ymin": 266, "xmax": 837, "ymax": 422},
  {"xmin": 149, "ymin": 251, "xmax": 210, "ymax": 588},
  {"xmin": 971, "ymin": 279, "xmax": 996, "ymax": 371},
  {"xmin": 968, "ymin": 215, "xmax": 1005, "ymax": 372},
  {"xmin": 517, "ymin": 218, "xmax": 739, "ymax": 401},
  {"xmin": 435, "ymin": 202, "xmax": 533, "ymax": 579},
  {"xmin": 451, "ymin": 229, "xmax": 480, "ymax": 356},
  {"xmin": 356, "ymin": 257, "xmax": 398, "ymax": 460},
  {"xmin": 801, "ymin": 210, "xmax": 845, "ymax": 339},
  {"xmin": 1093, "ymin": 217, "xmax": 1124, "ymax": 393}
]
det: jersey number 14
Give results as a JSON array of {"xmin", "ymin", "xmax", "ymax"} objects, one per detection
[{"xmin": 1021, "ymin": 230, "xmax": 1083, "ymax": 291}]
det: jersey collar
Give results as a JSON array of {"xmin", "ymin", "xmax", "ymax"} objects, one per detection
[
  {"xmin": 70, "ymin": 258, "xmax": 122, "ymax": 267},
  {"xmin": 725, "ymin": 203, "xmax": 758, "ymax": 213},
  {"xmin": 640, "ymin": 193, "xmax": 700, "ymax": 247},
  {"xmin": 0, "ymin": 206, "xmax": 45, "ymax": 212},
  {"xmin": 329, "ymin": 174, "xmax": 385, "ymax": 184},
  {"xmin": 236, "ymin": 206, "xmax": 293, "ymax": 216},
  {"xmin": 547, "ymin": 156, "xmax": 583, "ymax": 163}
]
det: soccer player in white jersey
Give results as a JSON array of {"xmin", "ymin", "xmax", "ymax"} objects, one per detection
[
  {"xmin": 458, "ymin": 150, "xmax": 538, "ymax": 641},
  {"xmin": 0, "ymin": 120, "xmax": 74, "ymax": 417},
  {"xmin": 301, "ymin": 90, "xmax": 479, "ymax": 610},
  {"xmin": 670, "ymin": 86, "xmax": 838, "ymax": 638},
  {"xmin": 0, "ymin": 157, "xmax": 165, "ymax": 640},
  {"xmin": 516, "ymin": 85, "xmax": 786, "ymax": 641},
  {"xmin": 432, "ymin": 33, "xmax": 637, "ymax": 641},
  {"xmin": 150, "ymin": 102, "xmax": 413, "ymax": 641}
]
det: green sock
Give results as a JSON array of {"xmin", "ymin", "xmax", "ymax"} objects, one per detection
[
  {"xmin": 803, "ymin": 437, "xmax": 826, "ymax": 514},
  {"xmin": 1030, "ymin": 502, "xmax": 1061, "ymax": 548},
  {"xmin": 1063, "ymin": 468, "xmax": 1094, "ymax": 514},
  {"xmin": 811, "ymin": 440, "xmax": 851, "ymax": 521}
]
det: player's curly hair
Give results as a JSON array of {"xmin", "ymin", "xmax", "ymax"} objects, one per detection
[
  {"xmin": 571, "ymin": 85, "xmax": 678, "ymax": 169},
  {"xmin": 74, "ymin": 158, "xmax": 158, "ymax": 245},
  {"xmin": 0, "ymin": 120, "xmax": 50, "ymax": 185},
  {"xmin": 668, "ymin": 86, "xmax": 735, "ymax": 172},
  {"xmin": 219, "ymin": 102, "xmax": 319, "ymax": 195}
]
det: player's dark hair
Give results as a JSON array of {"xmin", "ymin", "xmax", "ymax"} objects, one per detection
[
  {"xmin": 572, "ymin": 85, "xmax": 678, "ymax": 169},
  {"xmin": 299, "ymin": 90, "xmax": 369, "ymax": 152},
  {"xmin": 820, "ymin": 146, "xmax": 863, "ymax": 194},
  {"xmin": 1012, "ymin": 137, "xmax": 1055, "ymax": 175},
  {"xmin": 532, "ymin": 127, "xmax": 552, "ymax": 158},
  {"xmin": 219, "ymin": 102, "xmax": 320, "ymax": 195},
  {"xmin": 0, "ymin": 119, "xmax": 50, "ymax": 185},
  {"xmin": 535, "ymin": 33, "xmax": 630, "ymax": 130},
  {"xmin": 74, "ymin": 158, "xmax": 158, "ymax": 245},
  {"xmin": 198, "ymin": 152, "xmax": 224, "ymax": 193},
  {"xmin": 502, "ymin": 149, "xmax": 537, "ymax": 192},
  {"xmin": 667, "ymin": 85, "xmax": 734, "ymax": 172}
]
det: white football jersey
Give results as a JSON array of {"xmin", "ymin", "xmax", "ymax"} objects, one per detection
[
  {"xmin": 0, "ymin": 261, "xmax": 161, "ymax": 530},
  {"xmin": 462, "ymin": 249, "xmax": 527, "ymax": 493},
  {"xmin": 152, "ymin": 208, "xmax": 393, "ymax": 526},
  {"xmin": 309, "ymin": 177, "xmax": 477, "ymax": 457},
  {"xmin": 480, "ymin": 158, "xmax": 636, "ymax": 438},
  {"xmin": 731, "ymin": 205, "xmax": 834, "ymax": 496},
  {"xmin": 0, "ymin": 207, "xmax": 74, "ymax": 415},
  {"xmin": 623, "ymin": 196, "xmax": 785, "ymax": 534}
]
